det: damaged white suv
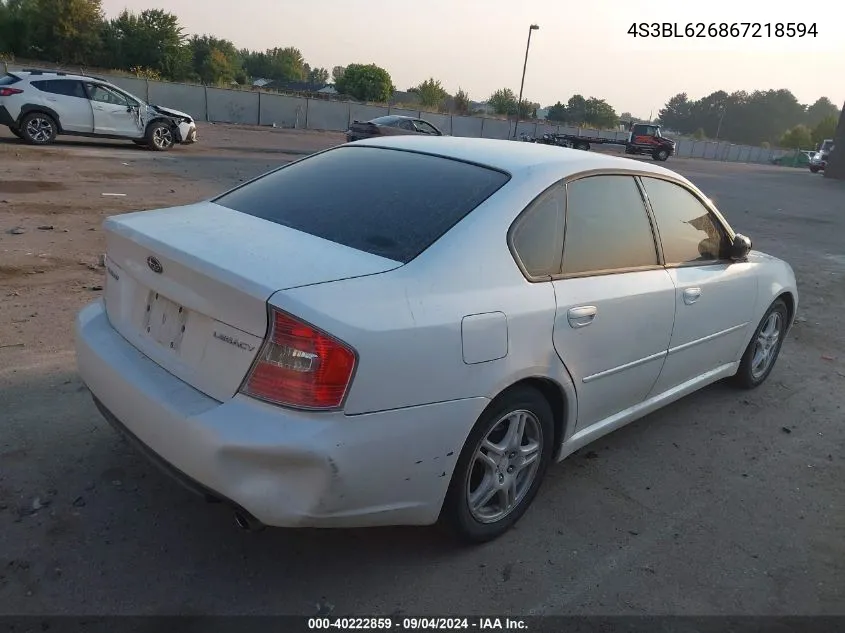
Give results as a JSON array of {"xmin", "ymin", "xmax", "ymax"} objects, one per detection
[{"xmin": 0, "ymin": 70, "xmax": 197, "ymax": 151}]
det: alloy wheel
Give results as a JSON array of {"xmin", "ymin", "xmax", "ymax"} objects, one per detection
[{"xmin": 466, "ymin": 410, "xmax": 543, "ymax": 524}]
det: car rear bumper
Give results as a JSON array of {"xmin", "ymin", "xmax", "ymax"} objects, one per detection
[{"xmin": 75, "ymin": 300, "xmax": 485, "ymax": 528}]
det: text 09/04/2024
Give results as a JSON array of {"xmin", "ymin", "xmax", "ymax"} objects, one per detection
[{"xmin": 627, "ymin": 22, "xmax": 818, "ymax": 38}]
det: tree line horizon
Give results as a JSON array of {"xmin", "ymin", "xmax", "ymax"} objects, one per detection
[{"xmin": 0, "ymin": 0, "xmax": 838, "ymax": 148}]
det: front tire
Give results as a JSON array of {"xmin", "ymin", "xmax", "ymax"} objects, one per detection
[
  {"xmin": 653, "ymin": 148, "xmax": 669, "ymax": 161},
  {"xmin": 731, "ymin": 299, "xmax": 789, "ymax": 389},
  {"xmin": 145, "ymin": 121, "xmax": 175, "ymax": 151},
  {"xmin": 442, "ymin": 386, "xmax": 554, "ymax": 543},
  {"xmin": 809, "ymin": 166, "xmax": 820, "ymax": 173},
  {"xmin": 19, "ymin": 112, "xmax": 58, "ymax": 145}
]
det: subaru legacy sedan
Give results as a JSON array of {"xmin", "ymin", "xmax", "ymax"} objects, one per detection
[{"xmin": 75, "ymin": 137, "xmax": 797, "ymax": 543}]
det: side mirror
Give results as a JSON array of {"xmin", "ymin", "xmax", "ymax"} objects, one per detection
[{"xmin": 730, "ymin": 234, "xmax": 752, "ymax": 260}]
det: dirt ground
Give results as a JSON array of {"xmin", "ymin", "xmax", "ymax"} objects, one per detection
[
  {"xmin": 0, "ymin": 123, "xmax": 343, "ymax": 359},
  {"xmin": 1, "ymin": 124, "xmax": 843, "ymax": 616}
]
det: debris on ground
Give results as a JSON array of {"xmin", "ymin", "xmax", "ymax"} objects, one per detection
[{"xmin": 7, "ymin": 227, "xmax": 26, "ymax": 235}]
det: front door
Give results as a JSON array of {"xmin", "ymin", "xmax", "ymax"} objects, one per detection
[
  {"xmin": 85, "ymin": 82, "xmax": 143, "ymax": 138},
  {"xmin": 551, "ymin": 175, "xmax": 676, "ymax": 430},
  {"xmin": 639, "ymin": 176, "xmax": 757, "ymax": 395}
]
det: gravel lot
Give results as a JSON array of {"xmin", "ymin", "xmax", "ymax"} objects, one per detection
[{"xmin": 1, "ymin": 124, "xmax": 843, "ymax": 616}]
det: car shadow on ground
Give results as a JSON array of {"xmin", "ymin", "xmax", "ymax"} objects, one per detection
[{"xmin": 0, "ymin": 135, "xmax": 152, "ymax": 152}]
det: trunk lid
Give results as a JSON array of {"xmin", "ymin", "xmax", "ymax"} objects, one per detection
[{"xmin": 102, "ymin": 201, "xmax": 401, "ymax": 401}]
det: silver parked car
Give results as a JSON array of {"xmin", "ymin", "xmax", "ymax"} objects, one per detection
[
  {"xmin": 0, "ymin": 70, "xmax": 197, "ymax": 150},
  {"xmin": 75, "ymin": 137, "xmax": 798, "ymax": 542}
]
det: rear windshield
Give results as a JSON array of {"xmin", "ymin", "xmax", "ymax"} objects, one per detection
[
  {"xmin": 0, "ymin": 74, "xmax": 20, "ymax": 86},
  {"xmin": 214, "ymin": 146, "xmax": 510, "ymax": 263}
]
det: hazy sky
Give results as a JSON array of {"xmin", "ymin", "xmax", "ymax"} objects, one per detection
[{"xmin": 101, "ymin": 0, "xmax": 842, "ymax": 116}]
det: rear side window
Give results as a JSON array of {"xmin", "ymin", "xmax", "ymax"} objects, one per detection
[
  {"xmin": 562, "ymin": 175, "xmax": 658, "ymax": 275},
  {"xmin": 214, "ymin": 146, "xmax": 510, "ymax": 263},
  {"xmin": 0, "ymin": 74, "xmax": 21, "ymax": 86},
  {"xmin": 31, "ymin": 79, "xmax": 87, "ymax": 99},
  {"xmin": 510, "ymin": 184, "xmax": 565, "ymax": 278}
]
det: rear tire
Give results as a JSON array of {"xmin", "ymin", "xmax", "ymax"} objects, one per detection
[
  {"xmin": 19, "ymin": 112, "xmax": 58, "ymax": 145},
  {"xmin": 576, "ymin": 142, "xmax": 590, "ymax": 151},
  {"xmin": 145, "ymin": 120, "xmax": 175, "ymax": 151},
  {"xmin": 9, "ymin": 126, "xmax": 23, "ymax": 139},
  {"xmin": 731, "ymin": 299, "xmax": 789, "ymax": 389},
  {"xmin": 442, "ymin": 386, "xmax": 554, "ymax": 544},
  {"xmin": 809, "ymin": 166, "xmax": 820, "ymax": 173}
]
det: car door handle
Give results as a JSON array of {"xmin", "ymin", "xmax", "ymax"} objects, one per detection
[
  {"xmin": 567, "ymin": 306, "xmax": 597, "ymax": 328},
  {"xmin": 683, "ymin": 287, "xmax": 702, "ymax": 305}
]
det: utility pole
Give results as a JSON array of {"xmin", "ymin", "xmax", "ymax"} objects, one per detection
[{"xmin": 513, "ymin": 24, "xmax": 539, "ymax": 139}]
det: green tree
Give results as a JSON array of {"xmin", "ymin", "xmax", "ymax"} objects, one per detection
[
  {"xmin": 488, "ymin": 88, "xmax": 517, "ymax": 115},
  {"xmin": 805, "ymin": 97, "xmax": 840, "ymax": 129},
  {"xmin": 331, "ymin": 65, "xmax": 346, "ymax": 83},
  {"xmin": 658, "ymin": 93, "xmax": 693, "ymax": 132},
  {"xmin": 519, "ymin": 100, "xmax": 540, "ymax": 118},
  {"xmin": 335, "ymin": 63, "xmax": 393, "ymax": 102},
  {"xmin": 107, "ymin": 9, "xmax": 190, "ymax": 79},
  {"xmin": 584, "ymin": 97, "xmax": 618, "ymax": 129},
  {"xmin": 453, "ymin": 87, "xmax": 470, "ymax": 115},
  {"xmin": 308, "ymin": 66, "xmax": 329, "ymax": 85},
  {"xmin": 565, "ymin": 94, "xmax": 587, "ymax": 125},
  {"xmin": 190, "ymin": 35, "xmax": 241, "ymax": 84},
  {"xmin": 692, "ymin": 128, "xmax": 706, "ymax": 140},
  {"xmin": 546, "ymin": 101, "xmax": 567, "ymax": 122},
  {"xmin": 780, "ymin": 124, "xmax": 813, "ymax": 149},
  {"xmin": 413, "ymin": 77, "xmax": 448, "ymax": 108},
  {"xmin": 29, "ymin": 0, "xmax": 104, "ymax": 64},
  {"xmin": 812, "ymin": 115, "xmax": 838, "ymax": 145},
  {"xmin": 243, "ymin": 47, "xmax": 307, "ymax": 83},
  {"xmin": 267, "ymin": 46, "xmax": 306, "ymax": 82}
]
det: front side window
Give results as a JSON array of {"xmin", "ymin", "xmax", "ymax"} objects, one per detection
[
  {"xmin": 562, "ymin": 175, "xmax": 658, "ymax": 275},
  {"xmin": 640, "ymin": 177, "xmax": 729, "ymax": 264},
  {"xmin": 415, "ymin": 121, "xmax": 439, "ymax": 135},
  {"xmin": 510, "ymin": 184, "xmax": 565, "ymax": 278},
  {"xmin": 86, "ymin": 84, "xmax": 128, "ymax": 106}
]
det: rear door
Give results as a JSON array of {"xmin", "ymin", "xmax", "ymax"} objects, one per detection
[
  {"xmin": 551, "ymin": 174, "xmax": 676, "ymax": 431},
  {"xmin": 639, "ymin": 176, "xmax": 757, "ymax": 396},
  {"xmin": 31, "ymin": 79, "xmax": 93, "ymax": 133},
  {"xmin": 85, "ymin": 82, "xmax": 143, "ymax": 138}
]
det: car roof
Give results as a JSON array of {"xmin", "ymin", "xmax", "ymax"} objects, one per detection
[
  {"xmin": 370, "ymin": 115, "xmax": 415, "ymax": 122},
  {"xmin": 353, "ymin": 135, "xmax": 680, "ymax": 179},
  {"xmin": 14, "ymin": 70, "xmax": 104, "ymax": 82}
]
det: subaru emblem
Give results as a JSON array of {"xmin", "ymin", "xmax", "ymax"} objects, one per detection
[{"xmin": 146, "ymin": 256, "xmax": 163, "ymax": 274}]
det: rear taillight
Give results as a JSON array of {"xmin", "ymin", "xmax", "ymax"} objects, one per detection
[
  {"xmin": 240, "ymin": 308, "xmax": 356, "ymax": 410},
  {"xmin": 0, "ymin": 88, "xmax": 23, "ymax": 97}
]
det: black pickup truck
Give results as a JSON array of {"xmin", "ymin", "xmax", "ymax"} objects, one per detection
[{"xmin": 535, "ymin": 123, "xmax": 676, "ymax": 161}]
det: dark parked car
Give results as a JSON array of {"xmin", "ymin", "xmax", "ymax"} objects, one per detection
[{"xmin": 346, "ymin": 115, "xmax": 444, "ymax": 142}]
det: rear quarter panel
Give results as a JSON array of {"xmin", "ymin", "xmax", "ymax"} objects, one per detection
[{"xmin": 269, "ymin": 172, "xmax": 579, "ymax": 419}]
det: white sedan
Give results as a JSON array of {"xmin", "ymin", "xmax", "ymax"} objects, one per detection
[{"xmin": 75, "ymin": 136, "xmax": 798, "ymax": 543}]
